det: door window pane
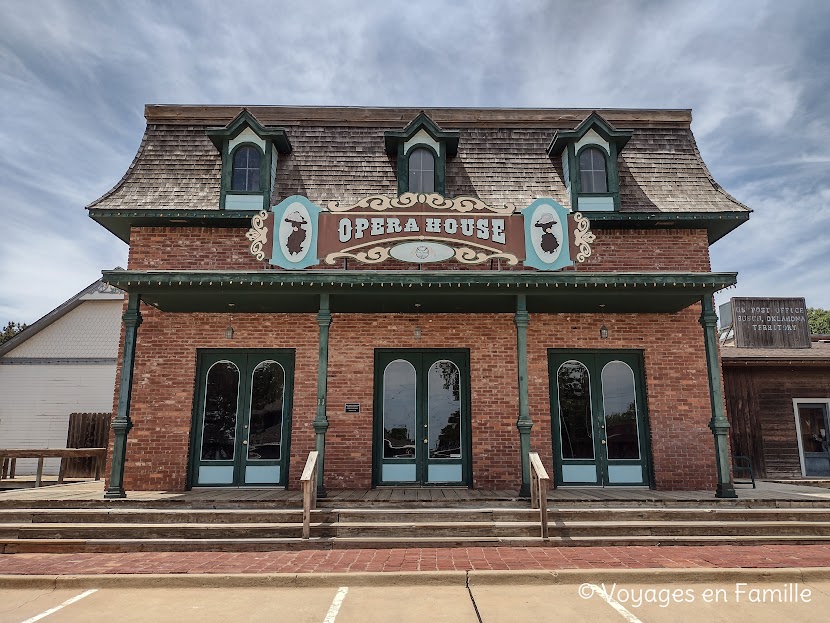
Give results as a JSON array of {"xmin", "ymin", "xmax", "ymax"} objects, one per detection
[
  {"xmin": 798, "ymin": 404, "xmax": 830, "ymax": 477},
  {"xmin": 601, "ymin": 361, "xmax": 640, "ymax": 460},
  {"xmin": 557, "ymin": 361, "xmax": 594, "ymax": 459},
  {"xmin": 428, "ymin": 360, "xmax": 462, "ymax": 459},
  {"xmin": 200, "ymin": 361, "xmax": 239, "ymax": 461},
  {"xmin": 383, "ymin": 360, "xmax": 417, "ymax": 458},
  {"xmin": 247, "ymin": 360, "xmax": 285, "ymax": 460}
]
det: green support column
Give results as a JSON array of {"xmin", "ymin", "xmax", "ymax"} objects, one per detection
[
  {"xmin": 105, "ymin": 293, "xmax": 142, "ymax": 499},
  {"xmin": 313, "ymin": 293, "xmax": 332, "ymax": 498},
  {"xmin": 700, "ymin": 295, "xmax": 738, "ymax": 499},
  {"xmin": 515, "ymin": 294, "xmax": 532, "ymax": 498}
]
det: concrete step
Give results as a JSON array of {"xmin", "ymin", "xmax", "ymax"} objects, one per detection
[
  {"xmin": 5, "ymin": 507, "xmax": 830, "ymax": 525},
  {"xmin": 0, "ymin": 508, "xmax": 336, "ymax": 524},
  {"xmin": 6, "ymin": 533, "xmax": 830, "ymax": 554},
  {"xmin": 0, "ymin": 522, "xmax": 335, "ymax": 540},
  {"xmin": 3, "ymin": 518, "xmax": 830, "ymax": 541}
]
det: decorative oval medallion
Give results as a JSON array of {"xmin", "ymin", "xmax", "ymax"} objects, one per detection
[
  {"xmin": 278, "ymin": 201, "xmax": 312, "ymax": 262},
  {"xmin": 389, "ymin": 241, "xmax": 455, "ymax": 263},
  {"xmin": 528, "ymin": 203, "xmax": 564, "ymax": 264}
]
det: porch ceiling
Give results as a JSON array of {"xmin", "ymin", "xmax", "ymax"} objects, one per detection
[{"xmin": 102, "ymin": 270, "xmax": 737, "ymax": 314}]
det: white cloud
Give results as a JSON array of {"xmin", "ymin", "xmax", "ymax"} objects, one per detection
[{"xmin": 1, "ymin": 0, "xmax": 829, "ymax": 326}]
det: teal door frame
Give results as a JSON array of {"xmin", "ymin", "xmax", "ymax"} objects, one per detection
[
  {"xmin": 188, "ymin": 348, "xmax": 294, "ymax": 488},
  {"xmin": 548, "ymin": 349, "xmax": 653, "ymax": 488},
  {"xmin": 372, "ymin": 348, "xmax": 472, "ymax": 487}
]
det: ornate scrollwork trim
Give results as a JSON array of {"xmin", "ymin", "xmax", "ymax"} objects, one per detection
[
  {"xmin": 572, "ymin": 212, "xmax": 596, "ymax": 263},
  {"xmin": 324, "ymin": 247, "xmax": 391, "ymax": 265},
  {"xmin": 454, "ymin": 248, "xmax": 520, "ymax": 265},
  {"xmin": 327, "ymin": 193, "xmax": 515, "ymax": 215},
  {"xmin": 245, "ymin": 209, "xmax": 269, "ymax": 261}
]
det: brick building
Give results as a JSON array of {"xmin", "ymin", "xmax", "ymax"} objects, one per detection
[{"xmin": 88, "ymin": 106, "xmax": 749, "ymax": 498}]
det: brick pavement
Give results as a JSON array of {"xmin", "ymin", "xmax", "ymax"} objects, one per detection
[{"xmin": 3, "ymin": 545, "xmax": 830, "ymax": 575}]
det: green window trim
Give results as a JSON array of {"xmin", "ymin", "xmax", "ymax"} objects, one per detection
[
  {"xmin": 571, "ymin": 142, "xmax": 622, "ymax": 211},
  {"xmin": 397, "ymin": 142, "xmax": 446, "ymax": 195},
  {"xmin": 550, "ymin": 112, "xmax": 632, "ymax": 213},
  {"xmin": 221, "ymin": 140, "xmax": 272, "ymax": 210},
  {"xmin": 385, "ymin": 112, "xmax": 459, "ymax": 197},
  {"xmin": 206, "ymin": 109, "xmax": 292, "ymax": 211}
]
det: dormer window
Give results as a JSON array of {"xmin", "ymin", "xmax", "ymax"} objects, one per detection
[
  {"xmin": 548, "ymin": 112, "xmax": 632, "ymax": 212},
  {"xmin": 231, "ymin": 145, "xmax": 263, "ymax": 192},
  {"xmin": 408, "ymin": 148, "xmax": 435, "ymax": 193},
  {"xmin": 385, "ymin": 112, "xmax": 459, "ymax": 196},
  {"xmin": 578, "ymin": 147, "xmax": 608, "ymax": 193},
  {"xmin": 207, "ymin": 109, "xmax": 291, "ymax": 210}
]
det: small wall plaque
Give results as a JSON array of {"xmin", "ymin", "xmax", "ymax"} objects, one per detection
[{"xmin": 345, "ymin": 403, "xmax": 360, "ymax": 413}]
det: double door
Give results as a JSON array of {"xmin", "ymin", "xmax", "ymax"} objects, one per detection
[
  {"xmin": 190, "ymin": 350, "xmax": 293, "ymax": 487},
  {"xmin": 549, "ymin": 350, "xmax": 651, "ymax": 487},
  {"xmin": 374, "ymin": 349, "xmax": 471, "ymax": 486}
]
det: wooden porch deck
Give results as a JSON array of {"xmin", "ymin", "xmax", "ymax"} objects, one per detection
[{"xmin": 3, "ymin": 479, "xmax": 830, "ymax": 506}]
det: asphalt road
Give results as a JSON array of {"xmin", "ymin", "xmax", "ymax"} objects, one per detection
[{"xmin": 2, "ymin": 581, "xmax": 830, "ymax": 623}]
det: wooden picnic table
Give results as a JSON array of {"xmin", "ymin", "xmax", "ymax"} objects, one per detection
[{"xmin": 0, "ymin": 448, "xmax": 107, "ymax": 487}]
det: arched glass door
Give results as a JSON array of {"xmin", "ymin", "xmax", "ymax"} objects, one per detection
[
  {"xmin": 375, "ymin": 350, "xmax": 470, "ymax": 486},
  {"xmin": 191, "ymin": 350, "xmax": 294, "ymax": 487},
  {"xmin": 549, "ymin": 350, "xmax": 651, "ymax": 487}
]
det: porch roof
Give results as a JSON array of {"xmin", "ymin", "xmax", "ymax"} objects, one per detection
[{"xmin": 102, "ymin": 270, "xmax": 736, "ymax": 314}]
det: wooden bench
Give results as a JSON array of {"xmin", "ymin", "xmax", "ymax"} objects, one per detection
[{"xmin": 0, "ymin": 448, "xmax": 106, "ymax": 487}]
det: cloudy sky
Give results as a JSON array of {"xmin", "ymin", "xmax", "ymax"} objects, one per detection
[{"xmin": 1, "ymin": 0, "xmax": 828, "ymax": 327}]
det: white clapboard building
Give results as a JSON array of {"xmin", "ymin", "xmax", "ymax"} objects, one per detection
[{"xmin": 0, "ymin": 279, "xmax": 123, "ymax": 475}]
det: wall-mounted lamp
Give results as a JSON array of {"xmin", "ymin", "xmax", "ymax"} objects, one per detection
[
  {"xmin": 225, "ymin": 304, "xmax": 235, "ymax": 339},
  {"xmin": 600, "ymin": 325, "xmax": 609, "ymax": 339},
  {"xmin": 414, "ymin": 326, "xmax": 422, "ymax": 340}
]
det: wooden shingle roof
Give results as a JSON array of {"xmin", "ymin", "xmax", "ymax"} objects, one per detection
[{"xmin": 87, "ymin": 106, "xmax": 748, "ymax": 214}]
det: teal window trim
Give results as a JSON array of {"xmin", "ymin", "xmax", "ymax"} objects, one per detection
[
  {"xmin": 222, "ymin": 141, "xmax": 271, "ymax": 210},
  {"xmin": 573, "ymin": 143, "xmax": 621, "ymax": 211},
  {"xmin": 207, "ymin": 109, "xmax": 291, "ymax": 211},
  {"xmin": 551, "ymin": 112, "xmax": 631, "ymax": 212},
  {"xmin": 386, "ymin": 112, "xmax": 458, "ymax": 197}
]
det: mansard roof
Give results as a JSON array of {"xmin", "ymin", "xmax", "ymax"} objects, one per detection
[{"xmin": 87, "ymin": 105, "xmax": 749, "ymax": 214}]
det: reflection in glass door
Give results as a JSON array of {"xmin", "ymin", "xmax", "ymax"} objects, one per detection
[
  {"xmin": 191, "ymin": 350, "xmax": 294, "ymax": 487},
  {"xmin": 549, "ymin": 350, "xmax": 651, "ymax": 487},
  {"xmin": 375, "ymin": 350, "xmax": 470, "ymax": 486},
  {"xmin": 796, "ymin": 402, "xmax": 830, "ymax": 477}
]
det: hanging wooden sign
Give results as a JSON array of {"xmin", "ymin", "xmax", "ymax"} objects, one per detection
[{"xmin": 246, "ymin": 193, "xmax": 595, "ymax": 271}]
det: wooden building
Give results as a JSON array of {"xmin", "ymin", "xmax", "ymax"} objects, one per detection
[
  {"xmin": 723, "ymin": 336, "xmax": 830, "ymax": 479},
  {"xmin": 86, "ymin": 105, "xmax": 750, "ymax": 498},
  {"xmin": 0, "ymin": 280, "xmax": 122, "ymax": 475}
]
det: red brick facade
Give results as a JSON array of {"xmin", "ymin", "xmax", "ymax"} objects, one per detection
[
  {"xmin": 111, "ymin": 306, "xmax": 716, "ymax": 492},
  {"xmin": 127, "ymin": 226, "xmax": 711, "ymax": 273},
  {"xmin": 108, "ymin": 224, "xmax": 718, "ymax": 492}
]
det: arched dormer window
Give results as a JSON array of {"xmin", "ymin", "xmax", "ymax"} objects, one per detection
[
  {"xmin": 578, "ymin": 147, "xmax": 608, "ymax": 193},
  {"xmin": 206, "ymin": 109, "xmax": 291, "ymax": 210},
  {"xmin": 548, "ymin": 112, "xmax": 632, "ymax": 212},
  {"xmin": 385, "ymin": 112, "xmax": 459, "ymax": 196},
  {"xmin": 231, "ymin": 145, "xmax": 262, "ymax": 192},
  {"xmin": 408, "ymin": 147, "xmax": 435, "ymax": 193}
]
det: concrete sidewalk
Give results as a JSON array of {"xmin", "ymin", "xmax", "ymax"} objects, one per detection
[{"xmin": 4, "ymin": 572, "xmax": 830, "ymax": 623}]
